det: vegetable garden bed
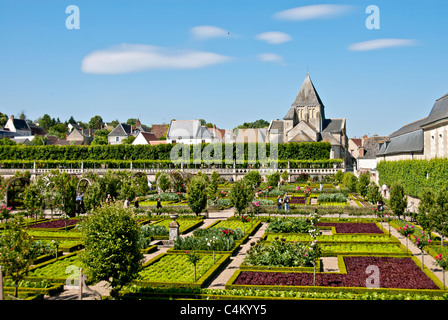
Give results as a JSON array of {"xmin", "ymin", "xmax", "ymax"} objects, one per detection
[
  {"xmin": 28, "ymin": 218, "xmax": 80, "ymax": 230},
  {"xmin": 134, "ymin": 252, "xmax": 231, "ymax": 289},
  {"xmin": 227, "ymin": 255, "xmax": 444, "ymax": 292}
]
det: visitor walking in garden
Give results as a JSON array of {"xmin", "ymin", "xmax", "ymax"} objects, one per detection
[
  {"xmin": 277, "ymin": 195, "xmax": 283, "ymax": 210},
  {"xmin": 382, "ymin": 183, "xmax": 388, "ymax": 197},
  {"xmin": 134, "ymin": 197, "xmax": 139, "ymax": 209},
  {"xmin": 283, "ymin": 193, "xmax": 290, "ymax": 212},
  {"xmin": 156, "ymin": 197, "xmax": 162, "ymax": 209},
  {"xmin": 377, "ymin": 197, "xmax": 384, "ymax": 212},
  {"xmin": 75, "ymin": 193, "xmax": 84, "ymax": 215},
  {"xmin": 124, "ymin": 197, "xmax": 130, "ymax": 208}
]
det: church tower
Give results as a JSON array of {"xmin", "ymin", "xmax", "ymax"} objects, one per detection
[{"xmin": 283, "ymin": 73, "xmax": 325, "ymax": 132}]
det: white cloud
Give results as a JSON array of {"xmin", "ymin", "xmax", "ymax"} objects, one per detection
[
  {"xmin": 81, "ymin": 44, "xmax": 233, "ymax": 74},
  {"xmin": 274, "ymin": 4, "xmax": 353, "ymax": 21},
  {"xmin": 256, "ymin": 32, "xmax": 292, "ymax": 45},
  {"xmin": 257, "ymin": 53, "xmax": 283, "ymax": 63},
  {"xmin": 348, "ymin": 39, "xmax": 418, "ymax": 51},
  {"xmin": 190, "ymin": 25, "xmax": 229, "ymax": 40}
]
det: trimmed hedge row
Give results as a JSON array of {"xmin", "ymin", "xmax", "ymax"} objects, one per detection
[
  {"xmin": 377, "ymin": 158, "xmax": 448, "ymax": 198},
  {"xmin": 0, "ymin": 142, "xmax": 331, "ymax": 162}
]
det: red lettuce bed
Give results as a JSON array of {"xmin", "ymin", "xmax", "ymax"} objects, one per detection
[
  {"xmin": 317, "ymin": 222, "xmax": 383, "ymax": 234},
  {"xmin": 234, "ymin": 256, "xmax": 439, "ymax": 289},
  {"xmin": 29, "ymin": 219, "xmax": 79, "ymax": 229}
]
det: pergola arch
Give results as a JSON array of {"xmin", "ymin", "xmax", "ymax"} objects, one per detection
[
  {"xmin": 5, "ymin": 177, "xmax": 31, "ymax": 209},
  {"xmin": 76, "ymin": 177, "xmax": 92, "ymax": 195}
]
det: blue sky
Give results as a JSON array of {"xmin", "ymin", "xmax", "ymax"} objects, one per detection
[{"xmin": 0, "ymin": 0, "xmax": 447, "ymax": 138}]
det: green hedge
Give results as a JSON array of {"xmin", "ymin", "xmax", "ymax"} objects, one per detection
[
  {"xmin": 377, "ymin": 158, "xmax": 448, "ymax": 198},
  {"xmin": 0, "ymin": 142, "xmax": 332, "ymax": 162}
]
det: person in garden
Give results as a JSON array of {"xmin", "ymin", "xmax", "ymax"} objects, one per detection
[
  {"xmin": 124, "ymin": 197, "xmax": 130, "ymax": 208},
  {"xmin": 382, "ymin": 183, "xmax": 388, "ymax": 197},
  {"xmin": 156, "ymin": 197, "xmax": 162, "ymax": 209},
  {"xmin": 277, "ymin": 195, "xmax": 283, "ymax": 211},
  {"xmin": 377, "ymin": 197, "xmax": 384, "ymax": 212},
  {"xmin": 134, "ymin": 197, "xmax": 139, "ymax": 209},
  {"xmin": 283, "ymin": 193, "xmax": 290, "ymax": 212},
  {"xmin": 75, "ymin": 193, "xmax": 84, "ymax": 215},
  {"xmin": 106, "ymin": 193, "xmax": 113, "ymax": 204}
]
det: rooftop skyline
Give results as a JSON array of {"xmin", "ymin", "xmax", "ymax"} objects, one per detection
[{"xmin": 0, "ymin": 0, "xmax": 447, "ymax": 138}]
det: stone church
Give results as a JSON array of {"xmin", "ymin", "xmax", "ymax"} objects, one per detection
[{"xmin": 267, "ymin": 73, "xmax": 348, "ymax": 160}]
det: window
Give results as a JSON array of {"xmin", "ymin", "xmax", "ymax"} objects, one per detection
[{"xmin": 116, "ymin": 137, "xmax": 119, "ymax": 142}]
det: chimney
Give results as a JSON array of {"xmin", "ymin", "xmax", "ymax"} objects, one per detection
[
  {"xmin": 136, "ymin": 119, "xmax": 141, "ymax": 127},
  {"xmin": 10, "ymin": 115, "xmax": 14, "ymax": 121}
]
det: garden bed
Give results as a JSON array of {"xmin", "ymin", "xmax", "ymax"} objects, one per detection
[
  {"xmin": 134, "ymin": 252, "xmax": 231, "ymax": 289},
  {"xmin": 262, "ymin": 233, "xmax": 399, "ymax": 244},
  {"xmin": 317, "ymin": 222, "xmax": 384, "ymax": 234},
  {"xmin": 28, "ymin": 218, "xmax": 80, "ymax": 231},
  {"xmin": 149, "ymin": 217, "xmax": 204, "ymax": 235},
  {"xmin": 228, "ymin": 256, "xmax": 443, "ymax": 292}
]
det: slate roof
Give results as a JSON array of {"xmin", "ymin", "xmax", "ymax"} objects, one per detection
[
  {"xmin": 378, "ymin": 93, "xmax": 448, "ymax": 157},
  {"xmin": 291, "ymin": 73, "xmax": 324, "ymax": 107},
  {"xmin": 11, "ymin": 118, "xmax": 30, "ymax": 131},
  {"xmin": 420, "ymin": 93, "xmax": 448, "ymax": 127},
  {"xmin": 108, "ymin": 123, "xmax": 132, "ymax": 137},
  {"xmin": 322, "ymin": 119, "xmax": 344, "ymax": 133}
]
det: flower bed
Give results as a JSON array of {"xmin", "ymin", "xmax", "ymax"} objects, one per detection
[
  {"xmin": 232, "ymin": 256, "xmax": 440, "ymax": 290},
  {"xmin": 317, "ymin": 222, "xmax": 384, "ymax": 234}
]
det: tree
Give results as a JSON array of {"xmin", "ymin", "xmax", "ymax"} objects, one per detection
[
  {"xmin": 229, "ymin": 179, "xmax": 254, "ymax": 215},
  {"xmin": 39, "ymin": 114, "xmax": 55, "ymax": 131},
  {"xmin": 343, "ymin": 172, "xmax": 358, "ymax": 192},
  {"xmin": 234, "ymin": 119, "xmax": 270, "ymax": 130},
  {"xmin": 389, "ymin": 181, "xmax": 407, "ymax": 219},
  {"xmin": 266, "ymin": 171, "xmax": 280, "ymax": 187},
  {"xmin": 208, "ymin": 171, "xmax": 220, "ymax": 203},
  {"xmin": 366, "ymin": 182, "xmax": 381, "ymax": 204},
  {"xmin": 157, "ymin": 174, "xmax": 171, "ymax": 192},
  {"xmin": 243, "ymin": 170, "xmax": 262, "ymax": 188},
  {"xmin": 334, "ymin": 170, "xmax": 344, "ymax": 183},
  {"xmin": 90, "ymin": 136, "xmax": 108, "ymax": 145},
  {"xmin": 121, "ymin": 136, "xmax": 135, "ymax": 145},
  {"xmin": 79, "ymin": 203, "xmax": 143, "ymax": 299},
  {"xmin": 281, "ymin": 170, "xmax": 289, "ymax": 184},
  {"xmin": 0, "ymin": 112, "xmax": 8, "ymax": 126},
  {"xmin": 0, "ymin": 217, "xmax": 40, "ymax": 297},
  {"xmin": 357, "ymin": 172, "xmax": 370, "ymax": 198},
  {"xmin": 67, "ymin": 116, "xmax": 76, "ymax": 125},
  {"xmin": 186, "ymin": 174, "xmax": 208, "ymax": 216},
  {"xmin": 88, "ymin": 115, "xmax": 104, "ymax": 130}
]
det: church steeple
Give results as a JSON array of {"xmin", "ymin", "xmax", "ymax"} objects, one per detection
[
  {"xmin": 292, "ymin": 73, "xmax": 324, "ymax": 108},
  {"xmin": 283, "ymin": 73, "xmax": 325, "ymax": 132}
]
